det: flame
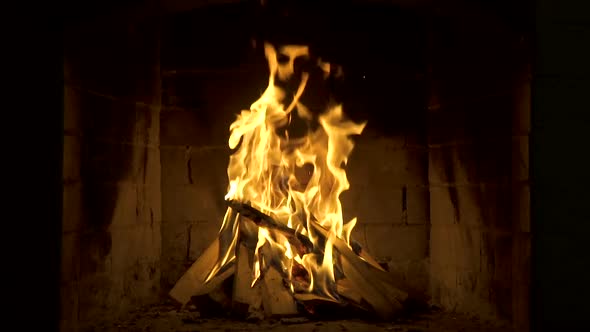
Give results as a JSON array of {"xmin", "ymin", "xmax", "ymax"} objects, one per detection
[{"xmin": 209, "ymin": 43, "xmax": 366, "ymax": 298}]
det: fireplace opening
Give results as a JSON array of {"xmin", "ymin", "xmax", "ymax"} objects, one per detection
[{"xmin": 62, "ymin": 0, "xmax": 530, "ymax": 331}]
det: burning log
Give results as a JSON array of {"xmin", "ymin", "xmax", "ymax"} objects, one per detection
[
  {"xmin": 336, "ymin": 278, "xmax": 363, "ymax": 304},
  {"xmin": 226, "ymin": 199, "xmax": 313, "ymax": 255},
  {"xmin": 226, "ymin": 200, "xmax": 413, "ymax": 319},
  {"xmin": 308, "ymin": 220, "xmax": 407, "ymax": 319},
  {"xmin": 261, "ymin": 265, "xmax": 299, "ymax": 317}
]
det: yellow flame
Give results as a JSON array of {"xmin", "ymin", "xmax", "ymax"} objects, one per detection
[{"xmin": 215, "ymin": 42, "xmax": 366, "ymax": 297}]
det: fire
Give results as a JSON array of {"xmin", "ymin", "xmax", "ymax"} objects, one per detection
[{"xmin": 206, "ymin": 43, "xmax": 366, "ymax": 300}]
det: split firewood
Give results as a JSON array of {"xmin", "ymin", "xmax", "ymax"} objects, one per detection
[
  {"xmin": 309, "ymin": 220, "xmax": 407, "ymax": 319},
  {"xmin": 169, "ymin": 237, "xmax": 236, "ymax": 305},
  {"xmin": 226, "ymin": 199, "xmax": 313, "ymax": 254},
  {"xmin": 261, "ymin": 267, "xmax": 299, "ymax": 317},
  {"xmin": 292, "ymin": 293, "xmax": 341, "ymax": 303},
  {"xmin": 338, "ymin": 256, "xmax": 402, "ymax": 319},
  {"xmin": 351, "ymin": 241, "xmax": 387, "ymax": 272},
  {"xmin": 336, "ymin": 278, "xmax": 363, "ymax": 304},
  {"xmin": 259, "ymin": 244, "xmax": 299, "ymax": 317},
  {"xmin": 232, "ymin": 240, "xmax": 264, "ymax": 320},
  {"xmin": 227, "ymin": 200, "xmax": 385, "ymax": 272}
]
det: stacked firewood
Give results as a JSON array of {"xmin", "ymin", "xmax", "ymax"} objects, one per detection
[{"xmin": 169, "ymin": 201, "xmax": 427, "ymax": 320}]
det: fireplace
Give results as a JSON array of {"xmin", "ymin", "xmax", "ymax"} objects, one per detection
[{"xmin": 62, "ymin": 0, "xmax": 530, "ymax": 331}]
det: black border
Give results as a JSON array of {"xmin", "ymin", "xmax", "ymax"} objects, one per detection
[{"xmin": 532, "ymin": 0, "xmax": 590, "ymax": 330}]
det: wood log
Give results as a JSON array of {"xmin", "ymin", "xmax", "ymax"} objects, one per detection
[
  {"xmin": 169, "ymin": 237, "xmax": 236, "ymax": 305},
  {"xmin": 226, "ymin": 200, "xmax": 313, "ymax": 254},
  {"xmin": 293, "ymin": 293, "xmax": 341, "ymax": 303},
  {"xmin": 227, "ymin": 200, "xmax": 384, "ymax": 272},
  {"xmin": 225, "ymin": 201, "xmax": 421, "ymax": 318},
  {"xmin": 232, "ymin": 241, "xmax": 264, "ymax": 320},
  {"xmin": 351, "ymin": 240, "xmax": 387, "ymax": 272},
  {"xmin": 336, "ymin": 278, "xmax": 363, "ymax": 304},
  {"xmin": 309, "ymin": 221, "xmax": 407, "ymax": 319},
  {"xmin": 259, "ymin": 243, "xmax": 299, "ymax": 317}
]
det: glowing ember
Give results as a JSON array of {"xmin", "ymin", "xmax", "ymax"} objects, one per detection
[{"xmin": 205, "ymin": 42, "xmax": 366, "ymax": 300}]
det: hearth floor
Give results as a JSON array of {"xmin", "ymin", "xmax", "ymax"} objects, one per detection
[{"xmin": 86, "ymin": 300, "xmax": 510, "ymax": 332}]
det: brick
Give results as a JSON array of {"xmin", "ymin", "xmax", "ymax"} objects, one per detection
[
  {"xmin": 429, "ymin": 140, "xmax": 512, "ymax": 185},
  {"xmin": 133, "ymin": 145, "xmax": 161, "ymax": 186},
  {"xmin": 364, "ymin": 224, "xmax": 428, "ymax": 262},
  {"xmin": 457, "ymin": 186, "xmax": 486, "ymax": 227},
  {"xmin": 189, "ymin": 147, "xmax": 230, "ymax": 191},
  {"xmin": 188, "ymin": 221, "xmax": 222, "ymax": 260},
  {"xmin": 82, "ymin": 142, "xmax": 159, "ymax": 184},
  {"xmin": 62, "ymin": 183, "xmax": 82, "ymax": 233},
  {"xmin": 161, "ymin": 184, "xmax": 227, "ymax": 224},
  {"xmin": 161, "ymin": 146, "xmax": 190, "ymax": 185},
  {"xmin": 110, "ymin": 223, "xmax": 161, "ymax": 273},
  {"xmin": 160, "ymin": 110, "xmax": 205, "ymax": 146},
  {"xmin": 511, "ymin": 135, "xmax": 529, "ymax": 181},
  {"xmin": 63, "ymin": 135, "xmax": 81, "ymax": 182},
  {"xmin": 161, "ymin": 220, "xmax": 190, "ymax": 264},
  {"xmin": 77, "ymin": 273, "xmax": 114, "ymax": 324},
  {"xmin": 512, "ymin": 183, "xmax": 530, "ymax": 233},
  {"xmin": 463, "ymin": 95, "xmax": 514, "ymax": 140},
  {"xmin": 135, "ymin": 105, "xmax": 160, "ymax": 146},
  {"xmin": 79, "ymin": 231, "xmax": 112, "ymax": 278},
  {"xmin": 430, "ymin": 224, "xmax": 483, "ymax": 271},
  {"xmin": 428, "ymin": 146, "xmax": 468, "ymax": 185},
  {"xmin": 81, "ymin": 142, "xmax": 134, "ymax": 183},
  {"xmin": 361, "ymin": 148, "xmax": 427, "ymax": 186},
  {"xmin": 429, "ymin": 186, "xmax": 457, "ymax": 225},
  {"xmin": 342, "ymin": 186, "xmax": 403, "ymax": 224},
  {"xmin": 161, "ymin": 259, "xmax": 191, "ymax": 290},
  {"xmin": 60, "ymin": 282, "xmax": 79, "ymax": 330},
  {"xmin": 428, "ymin": 109, "xmax": 470, "ymax": 146},
  {"xmin": 108, "ymin": 183, "xmax": 140, "ymax": 229},
  {"xmin": 64, "ymin": 86, "xmax": 81, "ymax": 132},
  {"xmin": 61, "ymin": 233, "xmax": 80, "ymax": 283},
  {"xmin": 512, "ymin": 79, "xmax": 531, "ymax": 135},
  {"xmin": 406, "ymin": 186, "xmax": 429, "ymax": 224},
  {"xmin": 136, "ymin": 184, "xmax": 162, "ymax": 227},
  {"xmin": 480, "ymin": 184, "xmax": 512, "ymax": 231},
  {"xmin": 79, "ymin": 93, "xmax": 137, "ymax": 143},
  {"xmin": 387, "ymin": 258, "xmax": 430, "ymax": 295},
  {"xmin": 512, "ymin": 234, "xmax": 531, "ymax": 284}
]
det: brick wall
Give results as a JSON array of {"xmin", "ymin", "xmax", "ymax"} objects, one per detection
[
  {"xmin": 62, "ymin": 17, "xmax": 162, "ymax": 331},
  {"xmin": 426, "ymin": 16, "xmax": 530, "ymax": 330}
]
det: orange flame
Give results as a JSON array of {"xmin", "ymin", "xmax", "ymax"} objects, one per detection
[{"xmin": 208, "ymin": 43, "xmax": 366, "ymax": 298}]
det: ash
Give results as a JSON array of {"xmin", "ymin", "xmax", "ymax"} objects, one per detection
[{"xmin": 84, "ymin": 301, "xmax": 510, "ymax": 332}]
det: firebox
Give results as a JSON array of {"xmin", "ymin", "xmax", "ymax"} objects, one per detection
[{"xmin": 62, "ymin": 0, "xmax": 530, "ymax": 331}]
